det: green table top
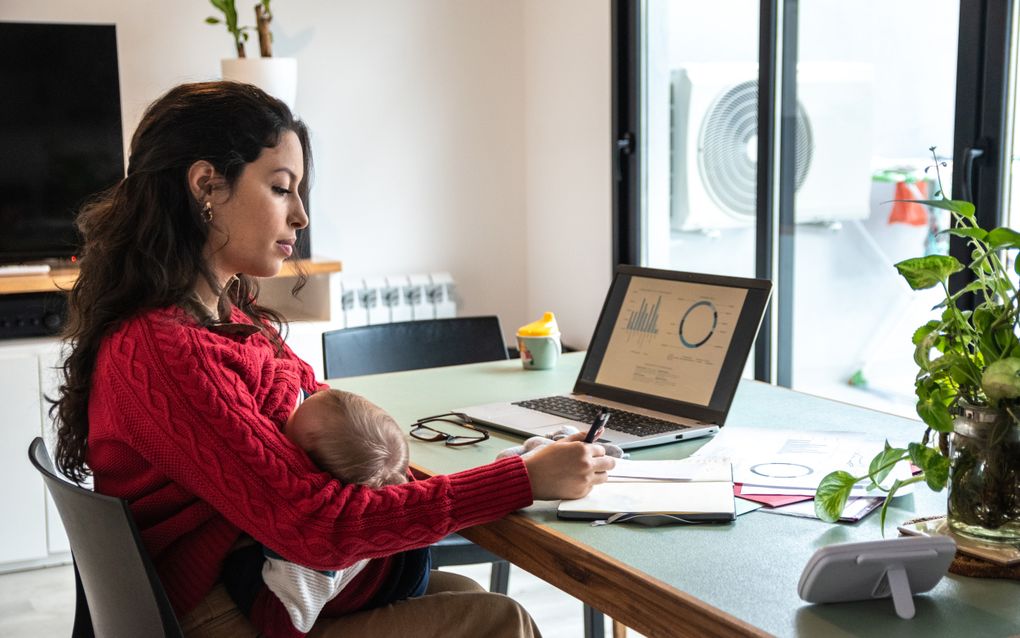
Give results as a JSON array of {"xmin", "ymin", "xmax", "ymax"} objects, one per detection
[{"xmin": 331, "ymin": 353, "xmax": 1020, "ymax": 637}]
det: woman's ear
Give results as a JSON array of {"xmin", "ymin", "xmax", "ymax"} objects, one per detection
[{"xmin": 186, "ymin": 160, "xmax": 223, "ymax": 203}]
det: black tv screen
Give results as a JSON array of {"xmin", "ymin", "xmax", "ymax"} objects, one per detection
[{"xmin": 0, "ymin": 22, "xmax": 124, "ymax": 264}]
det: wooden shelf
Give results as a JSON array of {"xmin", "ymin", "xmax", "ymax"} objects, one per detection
[
  {"xmin": 0, "ymin": 259, "xmax": 342, "ymax": 296},
  {"xmin": 277, "ymin": 259, "xmax": 343, "ymax": 278}
]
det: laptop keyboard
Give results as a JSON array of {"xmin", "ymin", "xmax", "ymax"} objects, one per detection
[{"xmin": 511, "ymin": 396, "xmax": 690, "ymax": 438}]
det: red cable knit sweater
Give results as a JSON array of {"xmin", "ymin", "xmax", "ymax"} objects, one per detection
[{"xmin": 86, "ymin": 306, "xmax": 533, "ymax": 631}]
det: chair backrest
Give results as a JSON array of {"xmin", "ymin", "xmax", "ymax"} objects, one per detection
[
  {"xmin": 322, "ymin": 316, "xmax": 508, "ymax": 379},
  {"xmin": 28, "ymin": 438, "xmax": 183, "ymax": 638}
]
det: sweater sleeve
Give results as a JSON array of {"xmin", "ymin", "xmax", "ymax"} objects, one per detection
[{"xmin": 91, "ymin": 315, "xmax": 533, "ymax": 572}]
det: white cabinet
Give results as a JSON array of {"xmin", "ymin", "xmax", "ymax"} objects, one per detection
[
  {"xmin": 0, "ymin": 340, "xmax": 62, "ymax": 568},
  {"xmin": 0, "ymin": 326, "xmax": 327, "ymax": 573},
  {"xmin": 283, "ymin": 319, "xmax": 344, "ymax": 380},
  {"xmin": 39, "ymin": 344, "xmax": 71, "ymax": 555},
  {"xmin": 0, "ymin": 263, "xmax": 341, "ymax": 572}
]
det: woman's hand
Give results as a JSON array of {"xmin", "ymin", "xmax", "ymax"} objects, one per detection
[{"xmin": 521, "ymin": 432, "xmax": 616, "ymax": 500}]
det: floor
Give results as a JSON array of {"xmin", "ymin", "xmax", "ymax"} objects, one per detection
[{"xmin": 0, "ymin": 561, "xmax": 633, "ymax": 637}]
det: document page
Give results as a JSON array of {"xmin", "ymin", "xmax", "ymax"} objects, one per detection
[
  {"xmin": 690, "ymin": 427, "xmax": 914, "ymax": 495},
  {"xmin": 608, "ymin": 458, "xmax": 732, "ymax": 482},
  {"xmin": 558, "ymin": 481, "xmax": 735, "ymax": 518}
]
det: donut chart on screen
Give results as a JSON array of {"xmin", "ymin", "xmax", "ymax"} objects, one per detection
[{"xmin": 678, "ymin": 300, "xmax": 717, "ymax": 348}]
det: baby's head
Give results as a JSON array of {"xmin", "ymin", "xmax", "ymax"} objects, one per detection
[{"xmin": 287, "ymin": 389, "xmax": 409, "ymax": 488}]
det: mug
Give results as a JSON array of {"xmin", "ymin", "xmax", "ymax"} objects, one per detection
[{"xmin": 518, "ymin": 334, "xmax": 561, "ymax": 370}]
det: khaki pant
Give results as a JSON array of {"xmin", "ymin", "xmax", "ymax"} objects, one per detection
[{"xmin": 181, "ymin": 570, "xmax": 541, "ymax": 638}]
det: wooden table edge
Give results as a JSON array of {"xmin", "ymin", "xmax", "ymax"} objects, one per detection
[{"xmin": 412, "ymin": 464, "xmax": 768, "ymax": 638}]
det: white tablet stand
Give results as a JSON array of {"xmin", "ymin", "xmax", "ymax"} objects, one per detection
[{"xmin": 798, "ymin": 536, "xmax": 957, "ymax": 619}]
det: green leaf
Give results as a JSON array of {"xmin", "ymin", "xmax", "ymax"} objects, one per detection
[
  {"xmin": 944, "ymin": 227, "xmax": 989, "ymax": 241},
  {"xmin": 981, "ymin": 357, "xmax": 1020, "ymax": 401},
  {"xmin": 908, "ymin": 443, "xmax": 950, "ymax": 491},
  {"xmin": 949, "ymin": 359, "xmax": 977, "ymax": 388},
  {"xmin": 994, "ymin": 328, "xmax": 1019, "ymax": 355},
  {"xmin": 917, "ymin": 198, "xmax": 976, "ymax": 217},
  {"xmin": 951, "ymin": 307, "xmax": 970, "ymax": 323},
  {"xmin": 911, "ymin": 321, "xmax": 941, "ymax": 346},
  {"xmin": 877, "ymin": 475, "xmax": 926, "ymax": 534},
  {"xmin": 814, "ymin": 470, "xmax": 859, "ymax": 523},
  {"xmin": 926, "ymin": 353, "xmax": 955, "ymax": 374},
  {"xmin": 916, "ymin": 393, "xmax": 954, "ymax": 432},
  {"xmin": 205, "ymin": 16, "xmax": 221, "ymax": 24},
  {"xmin": 878, "ymin": 478, "xmax": 903, "ymax": 534},
  {"xmin": 867, "ymin": 443, "xmax": 907, "ymax": 488},
  {"xmin": 950, "ymin": 279, "xmax": 989, "ymax": 301},
  {"xmin": 973, "ymin": 306, "xmax": 995, "ymax": 332},
  {"xmin": 913, "ymin": 331, "xmax": 938, "ymax": 369},
  {"xmin": 987, "ymin": 227, "xmax": 1020, "ymax": 249},
  {"xmin": 895, "ymin": 255, "xmax": 964, "ymax": 290},
  {"xmin": 913, "ymin": 330, "xmax": 934, "ymax": 365}
]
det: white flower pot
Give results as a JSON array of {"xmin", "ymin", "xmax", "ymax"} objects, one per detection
[{"xmin": 220, "ymin": 57, "xmax": 298, "ymax": 112}]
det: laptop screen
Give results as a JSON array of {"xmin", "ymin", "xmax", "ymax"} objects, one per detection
[
  {"xmin": 594, "ymin": 275, "xmax": 748, "ymax": 407},
  {"xmin": 576, "ymin": 266, "xmax": 772, "ymax": 425}
]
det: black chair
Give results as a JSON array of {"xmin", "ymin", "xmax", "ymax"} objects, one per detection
[
  {"xmin": 28, "ymin": 437, "xmax": 183, "ymax": 638},
  {"xmin": 322, "ymin": 316, "xmax": 512, "ymax": 594},
  {"xmin": 322, "ymin": 317, "xmax": 610, "ymax": 638},
  {"xmin": 323, "ymin": 316, "xmax": 511, "ymax": 378}
]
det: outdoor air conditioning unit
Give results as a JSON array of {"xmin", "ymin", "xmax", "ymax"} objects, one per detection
[{"xmin": 670, "ymin": 63, "xmax": 874, "ymax": 231}]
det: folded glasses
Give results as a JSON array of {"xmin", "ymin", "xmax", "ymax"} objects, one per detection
[{"xmin": 409, "ymin": 412, "xmax": 490, "ymax": 446}]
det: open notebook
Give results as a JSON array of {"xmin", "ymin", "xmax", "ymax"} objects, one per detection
[{"xmin": 557, "ymin": 458, "xmax": 735, "ymax": 524}]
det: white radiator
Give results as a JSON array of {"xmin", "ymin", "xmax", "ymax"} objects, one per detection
[
  {"xmin": 280, "ymin": 272, "xmax": 459, "ymax": 379},
  {"xmin": 340, "ymin": 272, "xmax": 457, "ymax": 328}
]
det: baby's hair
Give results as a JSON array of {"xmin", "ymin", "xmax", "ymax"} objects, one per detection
[{"xmin": 300, "ymin": 390, "xmax": 409, "ymax": 488}]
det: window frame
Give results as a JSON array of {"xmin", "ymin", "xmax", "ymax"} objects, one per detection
[{"xmin": 612, "ymin": 0, "xmax": 1016, "ymax": 386}]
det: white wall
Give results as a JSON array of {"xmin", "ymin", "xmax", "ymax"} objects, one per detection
[
  {"xmin": 2, "ymin": 1, "xmax": 618, "ymax": 346},
  {"xmin": 523, "ymin": 0, "xmax": 612, "ymax": 348}
]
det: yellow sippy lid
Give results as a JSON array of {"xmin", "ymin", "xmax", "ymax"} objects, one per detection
[{"xmin": 518, "ymin": 312, "xmax": 560, "ymax": 337}]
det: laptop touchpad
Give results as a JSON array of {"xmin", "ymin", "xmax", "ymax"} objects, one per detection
[{"xmin": 460, "ymin": 402, "xmax": 575, "ymax": 435}]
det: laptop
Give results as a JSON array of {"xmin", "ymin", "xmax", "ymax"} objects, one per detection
[{"xmin": 457, "ymin": 265, "xmax": 772, "ymax": 450}]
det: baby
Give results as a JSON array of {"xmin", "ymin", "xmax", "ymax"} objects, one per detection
[
  {"xmin": 287, "ymin": 389, "xmax": 410, "ymax": 488},
  {"xmin": 225, "ymin": 389, "xmax": 428, "ymax": 638}
]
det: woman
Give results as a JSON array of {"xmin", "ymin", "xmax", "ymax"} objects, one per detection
[{"xmin": 53, "ymin": 81, "xmax": 614, "ymax": 637}]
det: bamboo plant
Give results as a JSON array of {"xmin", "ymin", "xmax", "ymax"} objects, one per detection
[{"xmin": 206, "ymin": 0, "xmax": 273, "ymax": 58}]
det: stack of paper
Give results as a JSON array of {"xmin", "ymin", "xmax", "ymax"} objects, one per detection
[
  {"xmin": 557, "ymin": 458, "xmax": 736, "ymax": 524},
  {"xmin": 689, "ymin": 427, "xmax": 913, "ymax": 522}
]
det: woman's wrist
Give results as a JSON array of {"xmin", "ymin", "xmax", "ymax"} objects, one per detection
[{"xmin": 445, "ymin": 456, "xmax": 533, "ymax": 525}]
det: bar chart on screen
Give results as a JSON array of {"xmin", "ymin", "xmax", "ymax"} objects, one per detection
[{"xmin": 624, "ymin": 295, "xmax": 662, "ymax": 345}]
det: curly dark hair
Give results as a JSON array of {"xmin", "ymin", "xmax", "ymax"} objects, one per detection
[{"xmin": 53, "ymin": 81, "xmax": 313, "ymax": 482}]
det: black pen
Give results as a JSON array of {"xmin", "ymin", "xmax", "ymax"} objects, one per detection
[{"xmin": 584, "ymin": 409, "xmax": 611, "ymax": 444}]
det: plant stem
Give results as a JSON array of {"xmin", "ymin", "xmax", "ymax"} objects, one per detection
[
  {"xmin": 854, "ymin": 452, "xmax": 911, "ymax": 490},
  {"xmin": 256, "ymin": 3, "xmax": 272, "ymax": 57}
]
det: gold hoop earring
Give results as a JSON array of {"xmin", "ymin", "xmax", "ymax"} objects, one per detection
[{"xmin": 202, "ymin": 200, "xmax": 214, "ymax": 223}]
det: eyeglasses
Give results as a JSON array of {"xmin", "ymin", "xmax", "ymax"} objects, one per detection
[{"xmin": 410, "ymin": 413, "xmax": 490, "ymax": 447}]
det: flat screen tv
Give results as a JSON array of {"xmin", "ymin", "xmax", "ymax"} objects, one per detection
[{"xmin": 0, "ymin": 22, "xmax": 124, "ymax": 265}]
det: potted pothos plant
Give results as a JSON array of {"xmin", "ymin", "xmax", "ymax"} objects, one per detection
[
  {"xmin": 207, "ymin": 0, "xmax": 298, "ymax": 110},
  {"xmin": 816, "ymin": 149, "xmax": 1020, "ymax": 542}
]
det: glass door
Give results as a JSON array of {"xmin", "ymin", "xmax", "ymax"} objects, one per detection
[
  {"xmin": 640, "ymin": 0, "xmax": 760, "ymax": 278},
  {"xmin": 788, "ymin": 0, "xmax": 960, "ymax": 416},
  {"xmin": 622, "ymin": 0, "xmax": 1018, "ymax": 414}
]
